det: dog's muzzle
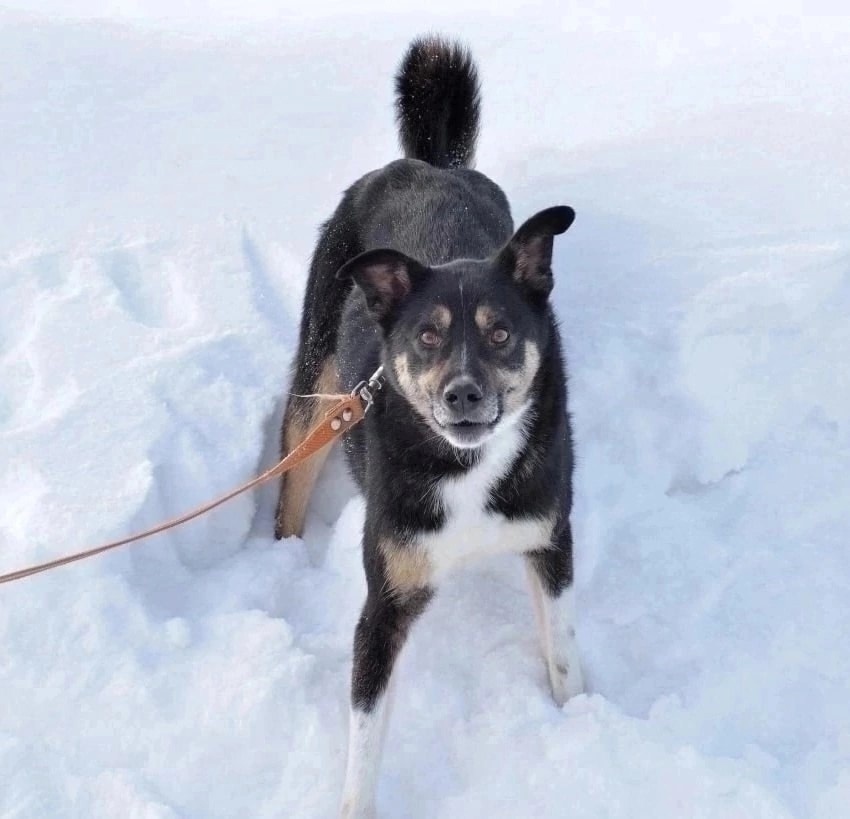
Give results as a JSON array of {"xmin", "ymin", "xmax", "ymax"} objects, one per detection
[{"xmin": 433, "ymin": 376, "xmax": 500, "ymax": 447}]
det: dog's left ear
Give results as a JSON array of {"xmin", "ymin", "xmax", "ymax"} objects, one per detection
[
  {"xmin": 337, "ymin": 248, "xmax": 427, "ymax": 321},
  {"xmin": 497, "ymin": 206, "xmax": 575, "ymax": 297}
]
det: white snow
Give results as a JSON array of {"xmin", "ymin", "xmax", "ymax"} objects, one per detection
[{"xmin": 2, "ymin": 3, "xmax": 849, "ymax": 817}]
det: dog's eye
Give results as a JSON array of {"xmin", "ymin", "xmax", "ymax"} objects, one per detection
[
  {"xmin": 491, "ymin": 328, "xmax": 510, "ymax": 345},
  {"xmin": 419, "ymin": 329, "xmax": 442, "ymax": 348}
]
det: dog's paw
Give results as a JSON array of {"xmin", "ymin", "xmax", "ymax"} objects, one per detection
[
  {"xmin": 549, "ymin": 640, "xmax": 584, "ymax": 706},
  {"xmin": 273, "ymin": 502, "xmax": 294, "ymax": 541},
  {"xmin": 274, "ymin": 493, "xmax": 305, "ymax": 541},
  {"xmin": 340, "ymin": 798, "xmax": 377, "ymax": 819}
]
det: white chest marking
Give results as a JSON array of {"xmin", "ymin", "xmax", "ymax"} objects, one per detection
[{"xmin": 419, "ymin": 407, "xmax": 553, "ymax": 579}]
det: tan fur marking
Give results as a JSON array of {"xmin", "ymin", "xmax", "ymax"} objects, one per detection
[
  {"xmin": 474, "ymin": 305, "xmax": 497, "ymax": 331},
  {"xmin": 275, "ymin": 356, "xmax": 339, "ymax": 538},
  {"xmin": 499, "ymin": 340, "xmax": 542, "ymax": 415},
  {"xmin": 393, "ymin": 352, "xmax": 438, "ymax": 421},
  {"xmin": 393, "ymin": 352, "xmax": 418, "ymax": 404},
  {"xmin": 431, "ymin": 305, "xmax": 452, "ymax": 330},
  {"xmin": 418, "ymin": 356, "xmax": 451, "ymax": 396},
  {"xmin": 379, "ymin": 540, "xmax": 432, "ymax": 594}
]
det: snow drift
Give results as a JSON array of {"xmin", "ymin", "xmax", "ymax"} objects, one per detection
[{"xmin": 1, "ymin": 5, "xmax": 849, "ymax": 817}]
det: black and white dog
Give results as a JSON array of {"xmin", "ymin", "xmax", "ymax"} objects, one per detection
[{"xmin": 274, "ymin": 35, "xmax": 582, "ymax": 817}]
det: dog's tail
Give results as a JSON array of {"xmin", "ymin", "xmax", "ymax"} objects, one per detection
[{"xmin": 395, "ymin": 36, "xmax": 481, "ymax": 169}]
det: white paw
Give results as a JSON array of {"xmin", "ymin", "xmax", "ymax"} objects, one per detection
[
  {"xmin": 340, "ymin": 797, "xmax": 376, "ymax": 819},
  {"xmin": 549, "ymin": 641, "xmax": 584, "ymax": 706}
]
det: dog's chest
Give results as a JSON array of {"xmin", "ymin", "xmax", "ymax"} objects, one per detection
[{"xmin": 418, "ymin": 417, "xmax": 552, "ymax": 578}]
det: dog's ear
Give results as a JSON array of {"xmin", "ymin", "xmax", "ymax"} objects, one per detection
[
  {"xmin": 337, "ymin": 249, "xmax": 427, "ymax": 320},
  {"xmin": 497, "ymin": 206, "xmax": 575, "ymax": 297}
]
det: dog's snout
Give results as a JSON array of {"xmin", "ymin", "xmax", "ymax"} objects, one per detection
[
  {"xmin": 443, "ymin": 377, "xmax": 484, "ymax": 413},
  {"xmin": 432, "ymin": 371, "xmax": 499, "ymax": 434}
]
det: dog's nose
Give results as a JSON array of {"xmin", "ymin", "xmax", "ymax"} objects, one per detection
[{"xmin": 443, "ymin": 377, "xmax": 483, "ymax": 414}]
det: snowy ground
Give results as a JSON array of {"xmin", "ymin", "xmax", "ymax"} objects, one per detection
[{"xmin": 2, "ymin": 4, "xmax": 850, "ymax": 817}]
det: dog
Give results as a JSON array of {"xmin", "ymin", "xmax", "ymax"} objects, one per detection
[{"xmin": 274, "ymin": 35, "xmax": 583, "ymax": 817}]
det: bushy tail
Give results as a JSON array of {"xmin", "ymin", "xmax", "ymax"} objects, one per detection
[{"xmin": 395, "ymin": 36, "xmax": 481, "ymax": 169}]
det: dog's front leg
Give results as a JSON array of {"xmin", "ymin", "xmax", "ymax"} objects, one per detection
[
  {"xmin": 525, "ymin": 529, "xmax": 584, "ymax": 706},
  {"xmin": 341, "ymin": 576, "xmax": 432, "ymax": 819}
]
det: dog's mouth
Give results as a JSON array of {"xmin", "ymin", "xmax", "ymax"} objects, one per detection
[
  {"xmin": 437, "ymin": 416, "xmax": 500, "ymax": 449},
  {"xmin": 424, "ymin": 390, "xmax": 503, "ymax": 449}
]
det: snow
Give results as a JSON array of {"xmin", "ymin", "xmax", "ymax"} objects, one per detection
[{"xmin": 2, "ymin": 4, "xmax": 849, "ymax": 817}]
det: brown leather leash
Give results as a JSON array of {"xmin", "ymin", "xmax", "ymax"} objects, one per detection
[{"xmin": 0, "ymin": 370, "xmax": 384, "ymax": 587}]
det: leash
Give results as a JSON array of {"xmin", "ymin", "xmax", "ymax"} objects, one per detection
[{"xmin": 0, "ymin": 368, "xmax": 385, "ymax": 587}]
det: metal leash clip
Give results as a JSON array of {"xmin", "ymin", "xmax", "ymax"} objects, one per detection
[{"xmin": 351, "ymin": 365, "xmax": 385, "ymax": 412}]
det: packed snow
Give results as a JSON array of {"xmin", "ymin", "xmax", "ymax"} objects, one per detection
[{"xmin": 2, "ymin": 4, "xmax": 849, "ymax": 817}]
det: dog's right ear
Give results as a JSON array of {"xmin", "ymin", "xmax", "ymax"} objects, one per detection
[{"xmin": 337, "ymin": 249, "xmax": 427, "ymax": 321}]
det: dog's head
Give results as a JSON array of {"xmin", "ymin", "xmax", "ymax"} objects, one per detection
[{"xmin": 337, "ymin": 206, "xmax": 574, "ymax": 449}]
